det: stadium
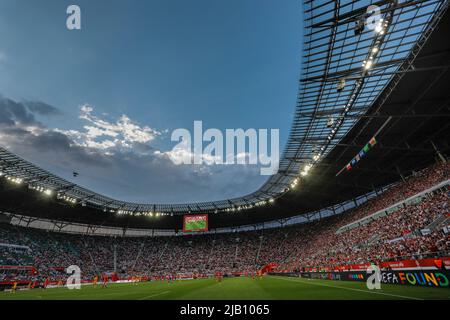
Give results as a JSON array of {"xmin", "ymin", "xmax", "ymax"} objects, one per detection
[{"xmin": 1, "ymin": 0, "xmax": 450, "ymax": 305}]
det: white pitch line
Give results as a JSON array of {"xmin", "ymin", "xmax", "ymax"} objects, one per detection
[
  {"xmin": 270, "ymin": 276, "xmax": 424, "ymax": 300},
  {"xmin": 138, "ymin": 290, "xmax": 171, "ymax": 300}
]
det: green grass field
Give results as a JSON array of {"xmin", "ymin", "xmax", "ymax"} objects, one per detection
[{"xmin": 1, "ymin": 276, "xmax": 449, "ymax": 300}]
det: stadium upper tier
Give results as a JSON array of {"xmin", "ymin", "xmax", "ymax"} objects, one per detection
[{"xmin": 1, "ymin": 0, "xmax": 448, "ymax": 218}]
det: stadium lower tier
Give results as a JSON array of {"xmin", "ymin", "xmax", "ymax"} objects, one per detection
[{"xmin": 0, "ymin": 162, "xmax": 449, "ymax": 287}]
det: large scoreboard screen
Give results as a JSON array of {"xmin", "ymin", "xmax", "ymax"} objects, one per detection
[{"xmin": 183, "ymin": 214, "xmax": 208, "ymax": 232}]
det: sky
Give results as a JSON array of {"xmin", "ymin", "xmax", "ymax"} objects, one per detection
[{"xmin": 0, "ymin": 0, "xmax": 302, "ymax": 204}]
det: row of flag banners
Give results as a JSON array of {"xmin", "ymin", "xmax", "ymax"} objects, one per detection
[{"xmin": 346, "ymin": 136, "xmax": 377, "ymax": 171}]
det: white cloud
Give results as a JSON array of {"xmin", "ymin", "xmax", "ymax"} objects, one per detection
[{"xmin": 58, "ymin": 105, "xmax": 162, "ymax": 153}]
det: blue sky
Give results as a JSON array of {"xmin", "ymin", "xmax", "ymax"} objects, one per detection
[{"xmin": 0, "ymin": 0, "xmax": 302, "ymax": 203}]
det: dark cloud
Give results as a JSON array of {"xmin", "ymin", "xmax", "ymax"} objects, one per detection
[
  {"xmin": 23, "ymin": 101, "xmax": 62, "ymax": 116},
  {"xmin": 0, "ymin": 97, "xmax": 38, "ymax": 126},
  {"xmin": 0, "ymin": 96, "xmax": 110, "ymax": 168}
]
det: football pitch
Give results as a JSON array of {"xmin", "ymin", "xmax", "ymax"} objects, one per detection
[{"xmin": 1, "ymin": 276, "xmax": 449, "ymax": 300}]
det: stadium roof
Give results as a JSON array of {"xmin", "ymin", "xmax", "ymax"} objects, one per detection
[{"xmin": 1, "ymin": 0, "xmax": 449, "ymax": 230}]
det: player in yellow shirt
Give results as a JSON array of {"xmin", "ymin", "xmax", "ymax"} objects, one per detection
[
  {"xmin": 93, "ymin": 275, "xmax": 98, "ymax": 288},
  {"xmin": 11, "ymin": 281, "xmax": 17, "ymax": 293}
]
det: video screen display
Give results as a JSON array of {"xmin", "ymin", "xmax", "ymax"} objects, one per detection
[{"xmin": 183, "ymin": 214, "xmax": 208, "ymax": 232}]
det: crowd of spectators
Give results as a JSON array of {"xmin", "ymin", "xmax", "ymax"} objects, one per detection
[{"xmin": 0, "ymin": 162, "xmax": 449, "ymax": 283}]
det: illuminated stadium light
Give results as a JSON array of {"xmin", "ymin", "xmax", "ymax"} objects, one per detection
[
  {"xmin": 290, "ymin": 177, "xmax": 299, "ymax": 190},
  {"xmin": 58, "ymin": 193, "xmax": 77, "ymax": 204},
  {"xmin": 375, "ymin": 20, "xmax": 384, "ymax": 33},
  {"xmin": 268, "ymin": 198, "xmax": 274, "ymax": 204},
  {"xmin": 254, "ymin": 200, "xmax": 266, "ymax": 207},
  {"xmin": 7, "ymin": 176, "xmax": 23, "ymax": 184},
  {"xmin": 364, "ymin": 60, "xmax": 373, "ymax": 70},
  {"xmin": 300, "ymin": 163, "xmax": 313, "ymax": 177},
  {"xmin": 31, "ymin": 185, "xmax": 53, "ymax": 196},
  {"xmin": 375, "ymin": 18, "xmax": 389, "ymax": 34}
]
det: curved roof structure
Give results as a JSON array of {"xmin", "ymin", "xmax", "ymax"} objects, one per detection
[{"xmin": 0, "ymin": 0, "xmax": 448, "ymax": 218}]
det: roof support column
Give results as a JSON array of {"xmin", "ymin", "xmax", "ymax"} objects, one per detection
[
  {"xmin": 430, "ymin": 140, "xmax": 447, "ymax": 163},
  {"xmin": 395, "ymin": 165, "xmax": 406, "ymax": 182}
]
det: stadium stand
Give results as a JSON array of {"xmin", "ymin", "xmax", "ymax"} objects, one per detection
[{"xmin": 0, "ymin": 161, "xmax": 449, "ymax": 287}]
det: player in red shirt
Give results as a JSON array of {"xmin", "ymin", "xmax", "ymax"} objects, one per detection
[
  {"xmin": 43, "ymin": 277, "xmax": 49, "ymax": 289},
  {"xmin": 101, "ymin": 275, "xmax": 108, "ymax": 288}
]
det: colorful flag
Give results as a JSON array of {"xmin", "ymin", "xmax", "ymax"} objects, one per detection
[
  {"xmin": 369, "ymin": 137, "xmax": 377, "ymax": 147},
  {"xmin": 346, "ymin": 164, "xmax": 352, "ymax": 171},
  {"xmin": 363, "ymin": 144, "xmax": 370, "ymax": 153},
  {"xmin": 359, "ymin": 150, "xmax": 366, "ymax": 158}
]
